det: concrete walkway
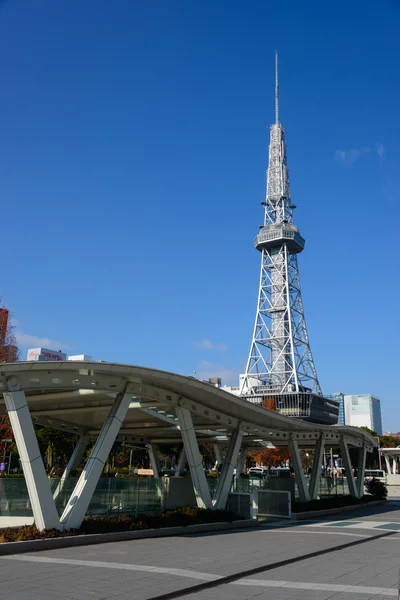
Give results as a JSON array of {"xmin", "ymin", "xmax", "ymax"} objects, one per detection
[
  {"xmin": 1, "ymin": 501, "xmax": 400, "ymax": 599},
  {"xmin": 388, "ymin": 485, "xmax": 400, "ymax": 499}
]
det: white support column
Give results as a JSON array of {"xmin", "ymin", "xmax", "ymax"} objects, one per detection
[
  {"xmin": 236, "ymin": 447, "xmax": 248, "ymax": 480},
  {"xmin": 147, "ymin": 443, "xmax": 161, "ymax": 479},
  {"xmin": 4, "ymin": 383, "xmax": 60, "ymax": 531},
  {"xmin": 384, "ymin": 454, "xmax": 391, "ymax": 475},
  {"xmin": 60, "ymin": 392, "xmax": 132, "ymax": 529},
  {"xmin": 339, "ymin": 438, "xmax": 357, "ymax": 497},
  {"xmin": 309, "ymin": 438, "xmax": 325, "ymax": 500},
  {"xmin": 356, "ymin": 445, "xmax": 367, "ymax": 499},
  {"xmin": 175, "ymin": 406, "xmax": 212, "ymax": 509},
  {"xmin": 213, "ymin": 444, "xmax": 222, "ymax": 470},
  {"xmin": 213, "ymin": 430, "xmax": 244, "ymax": 509},
  {"xmin": 53, "ymin": 433, "xmax": 91, "ymax": 500},
  {"xmin": 174, "ymin": 447, "xmax": 186, "ymax": 477},
  {"xmin": 288, "ymin": 439, "xmax": 310, "ymax": 503},
  {"xmin": 393, "ymin": 456, "xmax": 397, "ymax": 475}
]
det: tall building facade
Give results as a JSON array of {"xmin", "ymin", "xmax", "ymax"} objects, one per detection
[
  {"xmin": 326, "ymin": 393, "xmax": 345, "ymax": 425},
  {"xmin": 239, "ymin": 54, "xmax": 338, "ymax": 425},
  {"xmin": 344, "ymin": 394, "xmax": 382, "ymax": 435}
]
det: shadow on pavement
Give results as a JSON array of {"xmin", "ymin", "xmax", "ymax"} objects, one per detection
[{"xmin": 183, "ymin": 501, "xmax": 400, "ymax": 537}]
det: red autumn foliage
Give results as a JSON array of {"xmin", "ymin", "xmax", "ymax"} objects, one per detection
[
  {"xmin": 262, "ymin": 397, "xmax": 277, "ymax": 411},
  {"xmin": 0, "ymin": 305, "xmax": 19, "ymax": 363},
  {"xmin": 248, "ymin": 448, "xmax": 290, "ymax": 468},
  {"xmin": 0, "ymin": 301, "xmax": 20, "ymax": 455}
]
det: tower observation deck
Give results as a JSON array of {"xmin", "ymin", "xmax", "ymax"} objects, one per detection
[{"xmin": 240, "ymin": 54, "xmax": 339, "ymax": 425}]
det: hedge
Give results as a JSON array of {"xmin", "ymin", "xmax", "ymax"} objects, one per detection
[{"xmin": 0, "ymin": 507, "xmax": 240, "ymax": 543}]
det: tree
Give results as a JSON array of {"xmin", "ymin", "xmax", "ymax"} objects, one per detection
[
  {"xmin": 0, "ymin": 301, "xmax": 20, "ymax": 363},
  {"xmin": 35, "ymin": 427, "xmax": 78, "ymax": 473},
  {"xmin": 359, "ymin": 426, "xmax": 400, "ymax": 469},
  {"xmin": 301, "ymin": 450, "xmax": 313, "ymax": 472},
  {"xmin": 0, "ymin": 300, "xmax": 20, "ymax": 460},
  {"xmin": 0, "ymin": 415, "xmax": 14, "ymax": 459},
  {"xmin": 379, "ymin": 435, "xmax": 399, "ymax": 449},
  {"xmin": 199, "ymin": 443, "xmax": 217, "ymax": 469},
  {"xmin": 248, "ymin": 448, "xmax": 290, "ymax": 468}
]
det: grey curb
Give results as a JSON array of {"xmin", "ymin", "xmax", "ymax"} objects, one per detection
[
  {"xmin": 0, "ymin": 519, "xmax": 258, "ymax": 556},
  {"xmin": 291, "ymin": 500, "xmax": 387, "ymax": 520}
]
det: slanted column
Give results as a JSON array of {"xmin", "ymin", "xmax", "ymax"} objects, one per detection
[
  {"xmin": 60, "ymin": 392, "xmax": 132, "ymax": 529},
  {"xmin": 309, "ymin": 438, "xmax": 325, "ymax": 500},
  {"xmin": 213, "ymin": 430, "xmax": 244, "ymax": 509},
  {"xmin": 384, "ymin": 454, "xmax": 391, "ymax": 475},
  {"xmin": 393, "ymin": 456, "xmax": 397, "ymax": 475},
  {"xmin": 288, "ymin": 438, "xmax": 310, "ymax": 503},
  {"xmin": 174, "ymin": 447, "xmax": 186, "ymax": 477},
  {"xmin": 356, "ymin": 444, "xmax": 367, "ymax": 499},
  {"xmin": 339, "ymin": 437, "xmax": 357, "ymax": 497},
  {"xmin": 236, "ymin": 447, "xmax": 248, "ymax": 480},
  {"xmin": 53, "ymin": 433, "xmax": 91, "ymax": 500},
  {"xmin": 147, "ymin": 443, "xmax": 161, "ymax": 479},
  {"xmin": 176, "ymin": 406, "xmax": 212, "ymax": 509},
  {"xmin": 213, "ymin": 444, "xmax": 222, "ymax": 471},
  {"xmin": 4, "ymin": 379, "xmax": 60, "ymax": 531}
]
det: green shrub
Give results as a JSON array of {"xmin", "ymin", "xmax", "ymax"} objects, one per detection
[
  {"xmin": 365, "ymin": 477, "xmax": 388, "ymax": 500},
  {"xmin": 0, "ymin": 525, "xmax": 80, "ymax": 543}
]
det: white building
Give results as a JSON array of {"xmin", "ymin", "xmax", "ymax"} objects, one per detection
[
  {"xmin": 27, "ymin": 348, "xmax": 67, "ymax": 361},
  {"xmin": 344, "ymin": 394, "xmax": 383, "ymax": 435},
  {"xmin": 221, "ymin": 385, "xmax": 241, "ymax": 396},
  {"xmin": 28, "ymin": 349, "xmax": 93, "ymax": 362}
]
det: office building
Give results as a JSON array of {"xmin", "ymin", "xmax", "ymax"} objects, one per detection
[
  {"xmin": 344, "ymin": 394, "xmax": 382, "ymax": 435},
  {"xmin": 327, "ymin": 392, "xmax": 345, "ymax": 425}
]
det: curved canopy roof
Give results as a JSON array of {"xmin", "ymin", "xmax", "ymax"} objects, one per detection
[
  {"xmin": 380, "ymin": 447, "xmax": 400, "ymax": 454},
  {"xmin": 0, "ymin": 361, "xmax": 377, "ymax": 451}
]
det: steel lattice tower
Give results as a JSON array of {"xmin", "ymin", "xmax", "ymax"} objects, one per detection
[{"xmin": 239, "ymin": 55, "xmax": 336, "ymax": 423}]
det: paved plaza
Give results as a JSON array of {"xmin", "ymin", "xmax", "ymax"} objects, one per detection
[{"xmin": 1, "ymin": 502, "xmax": 400, "ymax": 600}]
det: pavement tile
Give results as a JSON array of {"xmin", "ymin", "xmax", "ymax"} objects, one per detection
[
  {"xmin": 322, "ymin": 595, "xmax": 382, "ymax": 600},
  {"xmin": 283, "ymin": 591, "xmax": 342, "ymax": 600},
  {"xmin": 324, "ymin": 521, "xmax": 363, "ymax": 527},
  {"xmin": 3, "ymin": 503, "xmax": 400, "ymax": 599},
  {"xmin": 180, "ymin": 588, "xmax": 268, "ymax": 600}
]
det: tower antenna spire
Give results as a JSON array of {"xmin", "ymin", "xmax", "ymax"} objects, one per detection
[
  {"xmin": 275, "ymin": 51, "xmax": 279, "ymax": 124},
  {"xmin": 241, "ymin": 55, "xmax": 330, "ymax": 423}
]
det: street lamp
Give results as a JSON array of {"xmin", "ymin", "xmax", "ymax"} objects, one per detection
[{"xmin": 1, "ymin": 438, "xmax": 12, "ymax": 475}]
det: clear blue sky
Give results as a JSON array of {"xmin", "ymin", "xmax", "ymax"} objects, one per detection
[{"xmin": 1, "ymin": 1, "xmax": 399, "ymax": 430}]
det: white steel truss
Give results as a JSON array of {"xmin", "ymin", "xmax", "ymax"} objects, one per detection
[
  {"xmin": 241, "ymin": 54, "xmax": 321, "ymax": 399},
  {"xmin": 0, "ymin": 363, "xmax": 376, "ymax": 529}
]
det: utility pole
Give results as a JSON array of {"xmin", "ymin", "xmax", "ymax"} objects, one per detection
[{"xmin": 129, "ymin": 448, "xmax": 133, "ymax": 475}]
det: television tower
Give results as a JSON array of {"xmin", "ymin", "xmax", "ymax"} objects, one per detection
[{"xmin": 240, "ymin": 54, "xmax": 337, "ymax": 424}]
